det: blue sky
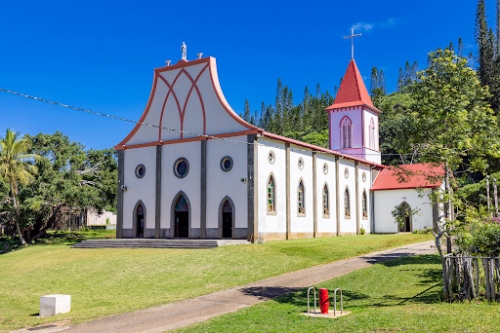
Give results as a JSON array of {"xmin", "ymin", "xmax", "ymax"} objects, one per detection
[{"xmin": 0, "ymin": 0, "xmax": 496, "ymax": 150}]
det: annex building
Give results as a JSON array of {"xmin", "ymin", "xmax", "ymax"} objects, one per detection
[{"xmin": 114, "ymin": 48, "xmax": 443, "ymax": 242}]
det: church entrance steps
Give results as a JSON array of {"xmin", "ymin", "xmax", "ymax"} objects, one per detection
[{"xmin": 73, "ymin": 239, "xmax": 249, "ymax": 249}]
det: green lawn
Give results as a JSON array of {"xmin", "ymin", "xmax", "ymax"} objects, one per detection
[
  {"xmin": 0, "ymin": 234, "xmax": 431, "ymax": 330},
  {"xmin": 174, "ymin": 255, "xmax": 499, "ymax": 333}
]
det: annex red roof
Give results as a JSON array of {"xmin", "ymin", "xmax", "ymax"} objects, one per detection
[
  {"xmin": 371, "ymin": 163, "xmax": 444, "ymax": 191},
  {"xmin": 326, "ymin": 59, "xmax": 379, "ymax": 112}
]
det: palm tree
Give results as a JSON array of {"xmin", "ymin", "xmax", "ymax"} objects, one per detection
[{"xmin": 0, "ymin": 129, "xmax": 37, "ymax": 245}]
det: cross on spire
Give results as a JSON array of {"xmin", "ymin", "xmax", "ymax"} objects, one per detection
[{"xmin": 343, "ymin": 28, "xmax": 362, "ymax": 59}]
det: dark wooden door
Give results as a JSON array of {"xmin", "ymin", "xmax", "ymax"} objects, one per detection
[
  {"xmin": 175, "ymin": 212, "xmax": 189, "ymax": 238},
  {"xmin": 136, "ymin": 208, "xmax": 144, "ymax": 238},
  {"xmin": 222, "ymin": 212, "xmax": 232, "ymax": 238}
]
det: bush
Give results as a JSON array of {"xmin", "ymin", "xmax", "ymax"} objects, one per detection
[{"xmin": 454, "ymin": 217, "xmax": 500, "ymax": 257}]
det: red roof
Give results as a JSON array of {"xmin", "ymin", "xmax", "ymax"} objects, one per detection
[
  {"xmin": 371, "ymin": 163, "xmax": 444, "ymax": 191},
  {"xmin": 326, "ymin": 59, "xmax": 379, "ymax": 112}
]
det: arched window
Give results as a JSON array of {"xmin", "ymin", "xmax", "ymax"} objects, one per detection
[
  {"xmin": 323, "ymin": 183, "xmax": 329, "ymax": 216},
  {"xmin": 369, "ymin": 118, "xmax": 375, "ymax": 150},
  {"xmin": 267, "ymin": 175, "xmax": 275, "ymax": 213},
  {"xmin": 298, "ymin": 180, "xmax": 305, "ymax": 214},
  {"xmin": 341, "ymin": 117, "xmax": 352, "ymax": 148},
  {"xmin": 362, "ymin": 190, "xmax": 368, "ymax": 218},
  {"xmin": 344, "ymin": 187, "xmax": 350, "ymax": 217}
]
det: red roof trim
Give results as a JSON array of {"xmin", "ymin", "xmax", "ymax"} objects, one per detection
[
  {"xmin": 261, "ymin": 131, "xmax": 384, "ymax": 168},
  {"xmin": 370, "ymin": 163, "xmax": 444, "ymax": 191}
]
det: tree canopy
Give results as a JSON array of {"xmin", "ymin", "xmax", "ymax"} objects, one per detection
[{"xmin": 0, "ymin": 131, "xmax": 117, "ymax": 243}]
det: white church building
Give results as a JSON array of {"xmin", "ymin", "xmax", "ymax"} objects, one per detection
[{"xmin": 114, "ymin": 49, "xmax": 443, "ymax": 242}]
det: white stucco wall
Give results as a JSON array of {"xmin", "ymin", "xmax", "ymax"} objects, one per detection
[
  {"xmin": 316, "ymin": 153, "xmax": 337, "ymax": 234},
  {"xmin": 337, "ymin": 158, "xmax": 357, "ymax": 234},
  {"xmin": 86, "ymin": 210, "xmax": 117, "ymax": 226},
  {"xmin": 358, "ymin": 163, "xmax": 372, "ymax": 233},
  {"xmin": 122, "ymin": 146, "xmax": 157, "ymax": 230},
  {"xmin": 362, "ymin": 110, "xmax": 381, "ymax": 164},
  {"xmin": 373, "ymin": 188, "xmax": 436, "ymax": 233},
  {"xmin": 160, "ymin": 141, "xmax": 201, "ymax": 230},
  {"xmin": 257, "ymin": 138, "xmax": 287, "ymax": 235},
  {"xmin": 289, "ymin": 146, "xmax": 313, "ymax": 234},
  {"xmin": 329, "ymin": 107, "xmax": 362, "ymax": 151},
  {"xmin": 206, "ymin": 136, "xmax": 248, "ymax": 229}
]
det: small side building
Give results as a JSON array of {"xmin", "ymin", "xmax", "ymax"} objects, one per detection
[{"xmin": 371, "ymin": 163, "xmax": 444, "ymax": 233}]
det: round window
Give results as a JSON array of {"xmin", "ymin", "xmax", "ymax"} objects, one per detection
[
  {"xmin": 268, "ymin": 151, "xmax": 275, "ymax": 164},
  {"xmin": 298, "ymin": 157, "xmax": 304, "ymax": 170},
  {"xmin": 323, "ymin": 163, "xmax": 328, "ymax": 175},
  {"xmin": 220, "ymin": 156, "xmax": 233, "ymax": 172},
  {"xmin": 174, "ymin": 158, "xmax": 189, "ymax": 178},
  {"xmin": 362, "ymin": 172, "xmax": 367, "ymax": 182},
  {"xmin": 344, "ymin": 168, "xmax": 349, "ymax": 179},
  {"xmin": 135, "ymin": 164, "xmax": 146, "ymax": 178}
]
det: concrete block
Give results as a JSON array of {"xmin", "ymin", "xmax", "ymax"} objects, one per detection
[{"xmin": 40, "ymin": 294, "xmax": 71, "ymax": 317}]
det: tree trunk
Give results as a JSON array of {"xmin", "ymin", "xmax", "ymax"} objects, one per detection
[
  {"xmin": 444, "ymin": 162, "xmax": 452, "ymax": 254},
  {"xmin": 10, "ymin": 190, "xmax": 26, "ymax": 246}
]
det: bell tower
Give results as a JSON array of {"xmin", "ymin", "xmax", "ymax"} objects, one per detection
[{"xmin": 325, "ymin": 59, "xmax": 381, "ymax": 164}]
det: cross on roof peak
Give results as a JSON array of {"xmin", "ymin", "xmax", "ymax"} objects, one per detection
[{"xmin": 343, "ymin": 28, "xmax": 362, "ymax": 60}]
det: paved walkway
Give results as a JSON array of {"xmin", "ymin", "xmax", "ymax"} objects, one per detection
[{"xmin": 14, "ymin": 241, "xmax": 436, "ymax": 333}]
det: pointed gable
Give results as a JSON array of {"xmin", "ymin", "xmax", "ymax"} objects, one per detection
[
  {"xmin": 115, "ymin": 57, "xmax": 257, "ymax": 150},
  {"xmin": 326, "ymin": 59, "xmax": 379, "ymax": 113}
]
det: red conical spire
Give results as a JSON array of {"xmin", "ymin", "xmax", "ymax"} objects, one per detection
[{"xmin": 326, "ymin": 59, "xmax": 378, "ymax": 112}]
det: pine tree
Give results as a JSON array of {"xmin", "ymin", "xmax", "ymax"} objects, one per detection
[
  {"xmin": 259, "ymin": 102, "xmax": 266, "ymax": 128},
  {"xmin": 458, "ymin": 37, "xmax": 464, "ymax": 57},
  {"xmin": 252, "ymin": 109, "xmax": 258, "ymax": 126},
  {"xmin": 476, "ymin": 0, "xmax": 493, "ymax": 89},
  {"xmin": 496, "ymin": 0, "xmax": 500, "ymax": 57},
  {"xmin": 243, "ymin": 99, "xmax": 251, "ymax": 123},
  {"xmin": 370, "ymin": 67, "xmax": 386, "ymax": 107},
  {"xmin": 475, "ymin": 0, "xmax": 500, "ymax": 113},
  {"xmin": 397, "ymin": 67, "xmax": 404, "ymax": 91}
]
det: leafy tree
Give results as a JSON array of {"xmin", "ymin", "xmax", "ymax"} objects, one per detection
[
  {"xmin": 0, "ymin": 131, "xmax": 118, "ymax": 243},
  {"xmin": 403, "ymin": 48, "xmax": 500, "ymax": 255},
  {"xmin": 406, "ymin": 49, "xmax": 499, "ymax": 174},
  {"xmin": 0, "ymin": 129, "xmax": 37, "ymax": 245},
  {"xmin": 377, "ymin": 92, "xmax": 414, "ymax": 165}
]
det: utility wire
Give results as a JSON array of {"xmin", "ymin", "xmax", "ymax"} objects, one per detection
[{"xmin": 1, "ymin": 87, "xmax": 423, "ymax": 158}]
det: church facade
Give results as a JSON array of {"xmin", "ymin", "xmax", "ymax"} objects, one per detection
[{"xmin": 114, "ymin": 52, "xmax": 441, "ymax": 242}]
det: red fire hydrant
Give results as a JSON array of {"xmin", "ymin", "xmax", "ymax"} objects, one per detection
[{"xmin": 319, "ymin": 288, "xmax": 329, "ymax": 314}]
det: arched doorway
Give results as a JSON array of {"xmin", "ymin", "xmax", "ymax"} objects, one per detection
[
  {"xmin": 135, "ymin": 202, "xmax": 145, "ymax": 238},
  {"xmin": 173, "ymin": 194, "xmax": 189, "ymax": 238},
  {"xmin": 220, "ymin": 198, "xmax": 234, "ymax": 239},
  {"xmin": 397, "ymin": 202, "xmax": 412, "ymax": 233}
]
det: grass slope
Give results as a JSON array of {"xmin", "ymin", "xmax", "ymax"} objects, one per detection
[
  {"xmin": 175, "ymin": 255, "xmax": 499, "ymax": 333},
  {"xmin": 0, "ymin": 234, "xmax": 430, "ymax": 330}
]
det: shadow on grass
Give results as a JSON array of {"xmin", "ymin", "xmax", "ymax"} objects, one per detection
[
  {"xmin": 271, "ymin": 284, "xmax": 442, "ymax": 312},
  {"xmin": 359, "ymin": 253, "xmax": 441, "ymax": 266},
  {"xmin": 238, "ymin": 286, "xmax": 302, "ymax": 301},
  {"xmin": 34, "ymin": 232, "xmax": 86, "ymax": 246},
  {"xmin": 380, "ymin": 254, "xmax": 441, "ymax": 267},
  {"xmin": 269, "ymin": 255, "xmax": 443, "ymax": 311},
  {"xmin": 0, "ymin": 237, "xmax": 22, "ymax": 254},
  {"xmin": 0, "ymin": 231, "xmax": 110, "ymax": 254}
]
